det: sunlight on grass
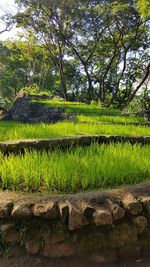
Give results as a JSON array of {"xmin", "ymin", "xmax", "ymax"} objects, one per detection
[
  {"xmin": 0, "ymin": 121, "xmax": 149, "ymax": 141},
  {"xmin": 37, "ymin": 99, "xmax": 121, "ymax": 115},
  {"xmin": 0, "ymin": 143, "xmax": 149, "ymax": 193},
  {"xmin": 77, "ymin": 115, "xmax": 146, "ymax": 123}
]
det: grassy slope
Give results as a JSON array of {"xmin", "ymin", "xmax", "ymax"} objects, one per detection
[
  {"xmin": 0, "ymin": 143, "xmax": 149, "ymax": 193},
  {"xmin": 0, "ymin": 121, "xmax": 149, "ymax": 141}
]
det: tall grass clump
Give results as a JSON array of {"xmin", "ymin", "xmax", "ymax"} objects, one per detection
[{"xmin": 0, "ymin": 143, "xmax": 149, "ymax": 193}]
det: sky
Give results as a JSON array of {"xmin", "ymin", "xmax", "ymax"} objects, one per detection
[{"xmin": 0, "ymin": 0, "xmax": 19, "ymax": 40}]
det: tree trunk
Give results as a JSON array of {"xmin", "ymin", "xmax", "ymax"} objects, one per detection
[
  {"xmin": 58, "ymin": 42, "xmax": 68, "ymax": 101},
  {"xmin": 99, "ymin": 79, "xmax": 105, "ymax": 105},
  {"xmin": 83, "ymin": 65, "xmax": 93, "ymax": 102},
  {"xmin": 59, "ymin": 61, "xmax": 68, "ymax": 101}
]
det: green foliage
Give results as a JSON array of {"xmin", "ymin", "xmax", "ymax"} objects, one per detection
[
  {"xmin": 0, "ymin": 120, "xmax": 149, "ymax": 142},
  {"xmin": 127, "ymin": 97, "xmax": 143, "ymax": 114},
  {"xmin": 12, "ymin": 0, "xmax": 149, "ymax": 106},
  {"xmin": 38, "ymin": 100, "xmax": 121, "ymax": 115},
  {"xmin": 22, "ymin": 84, "xmax": 51, "ymax": 96},
  {"xmin": 0, "ymin": 39, "xmax": 55, "ymax": 106},
  {"xmin": 138, "ymin": 0, "xmax": 150, "ymax": 18},
  {"xmin": 77, "ymin": 115, "xmax": 146, "ymax": 124},
  {"xmin": 127, "ymin": 90, "xmax": 150, "ymax": 118},
  {"xmin": 0, "ymin": 41, "xmax": 28, "ymax": 105},
  {"xmin": 0, "ymin": 143, "xmax": 149, "ymax": 193}
]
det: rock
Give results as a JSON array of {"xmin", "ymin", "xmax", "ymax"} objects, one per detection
[
  {"xmin": 12, "ymin": 203, "xmax": 33, "ymax": 218},
  {"xmin": 3, "ymin": 229, "xmax": 21, "ymax": 243},
  {"xmin": 91, "ymin": 248, "xmax": 117, "ymax": 263},
  {"xmin": 78, "ymin": 201, "xmax": 95, "ymax": 220},
  {"xmin": 44, "ymin": 232, "xmax": 66, "ymax": 245},
  {"xmin": 33, "ymin": 201, "xmax": 60, "ymax": 219},
  {"xmin": 122, "ymin": 194, "xmax": 143, "ymax": 215},
  {"xmin": 93, "ymin": 208, "xmax": 113, "ymax": 226},
  {"xmin": 109, "ymin": 223, "xmax": 138, "ymax": 247},
  {"xmin": 110, "ymin": 202, "xmax": 125, "ymax": 221},
  {"xmin": 133, "ymin": 216, "xmax": 148, "ymax": 233},
  {"xmin": 43, "ymin": 243, "xmax": 76, "ymax": 258},
  {"xmin": 0, "ymin": 201, "xmax": 13, "ymax": 218},
  {"xmin": 25, "ymin": 238, "xmax": 40, "ymax": 254},
  {"xmin": 59, "ymin": 202, "xmax": 69, "ymax": 223},
  {"xmin": 68, "ymin": 204, "xmax": 89, "ymax": 230},
  {"xmin": 142, "ymin": 197, "xmax": 150, "ymax": 213},
  {"xmin": 76, "ymin": 231, "xmax": 108, "ymax": 251},
  {"xmin": 0, "ymin": 223, "xmax": 15, "ymax": 233}
]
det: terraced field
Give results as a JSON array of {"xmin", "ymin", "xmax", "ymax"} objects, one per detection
[{"xmin": 0, "ymin": 100, "xmax": 149, "ymax": 193}]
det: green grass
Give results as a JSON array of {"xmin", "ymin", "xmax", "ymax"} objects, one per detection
[
  {"xmin": 0, "ymin": 143, "xmax": 149, "ymax": 193},
  {"xmin": 77, "ymin": 115, "xmax": 146, "ymax": 123},
  {"xmin": 37, "ymin": 99, "xmax": 121, "ymax": 115},
  {"xmin": 0, "ymin": 121, "xmax": 150, "ymax": 141}
]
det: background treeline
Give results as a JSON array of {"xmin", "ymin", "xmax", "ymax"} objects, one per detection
[{"xmin": 0, "ymin": 0, "xmax": 149, "ymax": 111}]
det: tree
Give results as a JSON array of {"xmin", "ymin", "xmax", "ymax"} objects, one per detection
[
  {"xmin": 92, "ymin": 1, "xmax": 149, "ymax": 107},
  {"xmin": 8, "ymin": 0, "xmax": 150, "ymax": 107},
  {"xmin": 0, "ymin": 39, "xmax": 56, "ymax": 105},
  {"xmin": 15, "ymin": 0, "xmax": 73, "ymax": 100},
  {"xmin": 0, "ymin": 41, "xmax": 27, "ymax": 105}
]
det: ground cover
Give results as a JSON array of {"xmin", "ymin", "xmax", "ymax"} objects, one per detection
[
  {"xmin": 0, "ymin": 143, "xmax": 149, "ymax": 193},
  {"xmin": 37, "ymin": 99, "xmax": 121, "ymax": 115},
  {"xmin": 0, "ymin": 121, "xmax": 150, "ymax": 141},
  {"xmin": 77, "ymin": 115, "xmax": 146, "ymax": 124}
]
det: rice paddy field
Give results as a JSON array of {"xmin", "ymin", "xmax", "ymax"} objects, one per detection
[
  {"xmin": 77, "ymin": 114, "xmax": 147, "ymax": 124},
  {"xmin": 37, "ymin": 99, "xmax": 121, "ymax": 116},
  {"xmin": 0, "ymin": 143, "xmax": 149, "ymax": 193},
  {"xmin": 0, "ymin": 100, "xmax": 150, "ymax": 193},
  {"xmin": 0, "ymin": 121, "xmax": 149, "ymax": 142}
]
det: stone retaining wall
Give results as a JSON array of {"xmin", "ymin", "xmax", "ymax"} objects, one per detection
[
  {"xmin": 1, "ymin": 183, "xmax": 150, "ymax": 262},
  {"xmin": 0, "ymin": 135, "xmax": 150, "ymax": 154},
  {"xmin": 80, "ymin": 121, "xmax": 150, "ymax": 126}
]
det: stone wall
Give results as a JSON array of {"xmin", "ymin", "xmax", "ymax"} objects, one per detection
[
  {"xmin": 80, "ymin": 121, "xmax": 150, "ymax": 126},
  {"xmin": 1, "ymin": 183, "xmax": 150, "ymax": 262},
  {"xmin": 0, "ymin": 135, "xmax": 150, "ymax": 155}
]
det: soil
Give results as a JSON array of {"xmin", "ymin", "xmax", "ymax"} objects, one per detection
[
  {"xmin": 1, "ymin": 181, "xmax": 150, "ymax": 205},
  {"xmin": 0, "ymin": 255, "xmax": 150, "ymax": 267}
]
